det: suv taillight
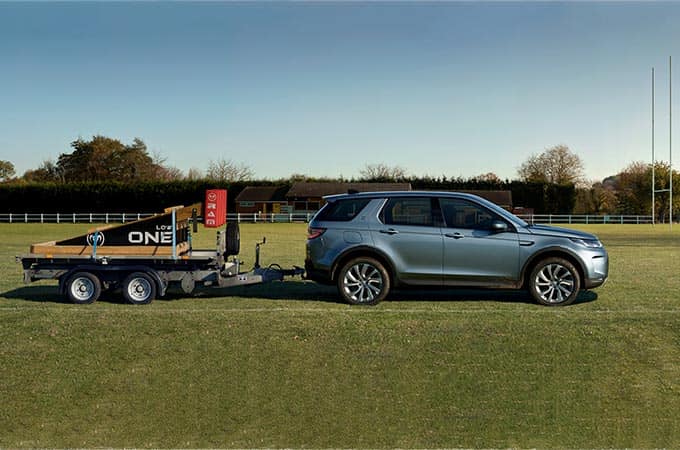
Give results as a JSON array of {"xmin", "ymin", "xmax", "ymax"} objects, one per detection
[{"xmin": 307, "ymin": 227, "xmax": 326, "ymax": 240}]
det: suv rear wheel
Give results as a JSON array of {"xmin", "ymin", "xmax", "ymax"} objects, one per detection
[
  {"xmin": 529, "ymin": 257, "xmax": 580, "ymax": 306},
  {"xmin": 337, "ymin": 257, "xmax": 390, "ymax": 305}
]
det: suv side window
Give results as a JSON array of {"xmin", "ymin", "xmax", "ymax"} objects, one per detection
[
  {"xmin": 380, "ymin": 197, "xmax": 439, "ymax": 227},
  {"xmin": 439, "ymin": 198, "xmax": 501, "ymax": 230},
  {"xmin": 315, "ymin": 198, "xmax": 371, "ymax": 222}
]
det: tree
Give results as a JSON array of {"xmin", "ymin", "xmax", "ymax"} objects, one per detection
[
  {"xmin": 0, "ymin": 160, "xmax": 16, "ymax": 181},
  {"xmin": 288, "ymin": 173, "xmax": 311, "ymax": 182},
  {"xmin": 147, "ymin": 151, "xmax": 184, "ymax": 181},
  {"xmin": 615, "ymin": 161, "xmax": 651, "ymax": 215},
  {"xmin": 591, "ymin": 182, "xmax": 618, "ymax": 214},
  {"xmin": 475, "ymin": 172, "xmax": 503, "ymax": 184},
  {"xmin": 358, "ymin": 163, "xmax": 407, "ymax": 181},
  {"xmin": 573, "ymin": 181, "xmax": 617, "ymax": 215},
  {"xmin": 57, "ymin": 136, "xmax": 158, "ymax": 182},
  {"xmin": 517, "ymin": 145, "xmax": 585, "ymax": 185},
  {"xmin": 22, "ymin": 159, "xmax": 62, "ymax": 183},
  {"xmin": 206, "ymin": 158, "xmax": 254, "ymax": 182},
  {"xmin": 153, "ymin": 166, "xmax": 184, "ymax": 181},
  {"xmin": 185, "ymin": 167, "xmax": 204, "ymax": 181},
  {"xmin": 619, "ymin": 161, "xmax": 680, "ymax": 221}
]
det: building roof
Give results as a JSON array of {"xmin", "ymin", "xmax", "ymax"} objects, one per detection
[
  {"xmin": 286, "ymin": 182, "xmax": 412, "ymax": 198},
  {"xmin": 234, "ymin": 186, "xmax": 288, "ymax": 203},
  {"xmin": 460, "ymin": 190, "xmax": 513, "ymax": 208}
]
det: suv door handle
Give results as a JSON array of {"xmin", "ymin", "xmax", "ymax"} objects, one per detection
[
  {"xmin": 445, "ymin": 232, "xmax": 464, "ymax": 239},
  {"xmin": 380, "ymin": 228, "xmax": 399, "ymax": 235}
]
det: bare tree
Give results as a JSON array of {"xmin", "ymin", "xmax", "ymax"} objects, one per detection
[
  {"xmin": 154, "ymin": 166, "xmax": 184, "ymax": 181},
  {"xmin": 517, "ymin": 145, "xmax": 585, "ymax": 185},
  {"xmin": 206, "ymin": 158, "xmax": 254, "ymax": 182},
  {"xmin": 358, "ymin": 163, "xmax": 407, "ymax": 181},
  {"xmin": 185, "ymin": 167, "xmax": 204, "ymax": 181},
  {"xmin": 148, "ymin": 151, "xmax": 185, "ymax": 181}
]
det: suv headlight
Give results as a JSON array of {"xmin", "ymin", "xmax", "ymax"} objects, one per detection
[{"xmin": 571, "ymin": 238, "xmax": 603, "ymax": 248}]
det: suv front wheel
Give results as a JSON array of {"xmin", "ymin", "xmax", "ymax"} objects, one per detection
[
  {"xmin": 337, "ymin": 257, "xmax": 390, "ymax": 305},
  {"xmin": 529, "ymin": 257, "xmax": 581, "ymax": 306}
]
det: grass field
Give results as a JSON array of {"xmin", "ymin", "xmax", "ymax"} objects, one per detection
[{"xmin": 1, "ymin": 222, "xmax": 679, "ymax": 448}]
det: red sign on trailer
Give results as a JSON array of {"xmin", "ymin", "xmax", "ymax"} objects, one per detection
[{"xmin": 204, "ymin": 189, "xmax": 227, "ymax": 228}]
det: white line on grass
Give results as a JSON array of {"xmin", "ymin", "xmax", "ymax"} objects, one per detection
[{"xmin": 1, "ymin": 306, "xmax": 680, "ymax": 314}]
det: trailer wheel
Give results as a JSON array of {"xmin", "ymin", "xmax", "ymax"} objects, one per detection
[
  {"xmin": 122, "ymin": 272, "xmax": 157, "ymax": 305},
  {"xmin": 65, "ymin": 272, "xmax": 102, "ymax": 304},
  {"xmin": 225, "ymin": 222, "xmax": 240, "ymax": 256}
]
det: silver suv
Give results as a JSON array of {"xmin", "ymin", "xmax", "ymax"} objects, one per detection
[{"xmin": 305, "ymin": 191, "xmax": 608, "ymax": 306}]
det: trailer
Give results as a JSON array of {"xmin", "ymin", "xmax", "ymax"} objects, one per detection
[{"xmin": 17, "ymin": 203, "xmax": 303, "ymax": 304}]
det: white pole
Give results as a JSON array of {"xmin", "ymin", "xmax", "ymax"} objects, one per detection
[
  {"xmin": 670, "ymin": 56, "xmax": 673, "ymax": 229},
  {"xmin": 652, "ymin": 67, "xmax": 656, "ymax": 225}
]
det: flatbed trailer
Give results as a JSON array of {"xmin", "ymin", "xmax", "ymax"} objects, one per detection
[{"xmin": 17, "ymin": 204, "xmax": 303, "ymax": 304}]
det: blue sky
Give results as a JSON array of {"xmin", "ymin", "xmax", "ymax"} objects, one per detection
[{"xmin": 1, "ymin": 1, "xmax": 679, "ymax": 182}]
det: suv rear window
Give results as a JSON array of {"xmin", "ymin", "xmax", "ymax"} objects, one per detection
[{"xmin": 315, "ymin": 198, "xmax": 371, "ymax": 222}]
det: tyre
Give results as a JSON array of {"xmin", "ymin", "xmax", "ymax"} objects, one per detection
[
  {"xmin": 122, "ymin": 272, "xmax": 157, "ymax": 305},
  {"xmin": 225, "ymin": 222, "xmax": 240, "ymax": 256},
  {"xmin": 337, "ymin": 257, "xmax": 390, "ymax": 305},
  {"xmin": 529, "ymin": 257, "xmax": 581, "ymax": 306},
  {"xmin": 65, "ymin": 272, "xmax": 101, "ymax": 304}
]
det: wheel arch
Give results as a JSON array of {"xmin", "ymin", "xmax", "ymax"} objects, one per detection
[
  {"xmin": 520, "ymin": 247, "xmax": 586, "ymax": 289},
  {"xmin": 331, "ymin": 246, "xmax": 397, "ymax": 286}
]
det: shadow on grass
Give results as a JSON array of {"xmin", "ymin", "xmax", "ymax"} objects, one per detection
[
  {"xmin": 0, "ymin": 285, "xmax": 127, "ymax": 305},
  {"xmin": 198, "ymin": 283, "xmax": 599, "ymax": 306},
  {"xmin": 2, "ymin": 281, "xmax": 598, "ymax": 307},
  {"xmin": 390, "ymin": 287, "xmax": 597, "ymax": 306}
]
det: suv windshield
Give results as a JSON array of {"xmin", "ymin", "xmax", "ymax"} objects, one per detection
[{"xmin": 471, "ymin": 195, "xmax": 528, "ymax": 228}]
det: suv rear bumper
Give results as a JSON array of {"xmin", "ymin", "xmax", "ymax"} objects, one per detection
[{"xmin": 304, "ymin": 259, "xmax": 333, "ymax": 284}]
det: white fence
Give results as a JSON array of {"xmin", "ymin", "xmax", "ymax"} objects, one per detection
[
  {"xmin": 0, "ymin": 212, "xmax": 315, "ymax": 224},
  {"xmin": 0, "ymin": 212, "xmax": 157, "ymax": 224},
  {"xmin": 517, "ymin": 214, "xmax": 654, "ymax": 225},
  {"xmin": 0, "ymin": 212, "xmax": 655, "ymax": 225}
]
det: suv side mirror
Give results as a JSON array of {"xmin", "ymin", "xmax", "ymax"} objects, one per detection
[{"xmin": 490, "ymin": 220, "xmax": 509, "ymax": 233}]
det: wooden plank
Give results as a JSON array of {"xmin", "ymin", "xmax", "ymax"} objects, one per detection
[{"xmin": 30, "ymin": 242, "xmax": 190, "ymax": 256}]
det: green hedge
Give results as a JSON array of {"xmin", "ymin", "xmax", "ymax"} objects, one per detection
[
  {"xmin": 0, "ymin": 179, "xmax": 575, "ymax": 214},
  {"xmin": 0, "ymin": 181, "xmax": 276, "ymax": 213}
]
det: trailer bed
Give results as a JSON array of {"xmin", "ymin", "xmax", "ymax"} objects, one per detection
[{"xmin": 16, "ymin": 203, "xmax": 303, "ymax": 304}]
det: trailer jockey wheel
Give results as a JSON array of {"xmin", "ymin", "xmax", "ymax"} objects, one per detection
[
  {"xmin": 225, "ymin": 222, "xmax": 240, "ymax": 256},
  {"xmin": 180, "ymin": 273, "xmax": 196, "ymax": 294},
  {"xmin": 123, "ymin": 272, "xmax": 157, "ymax": 305}
]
